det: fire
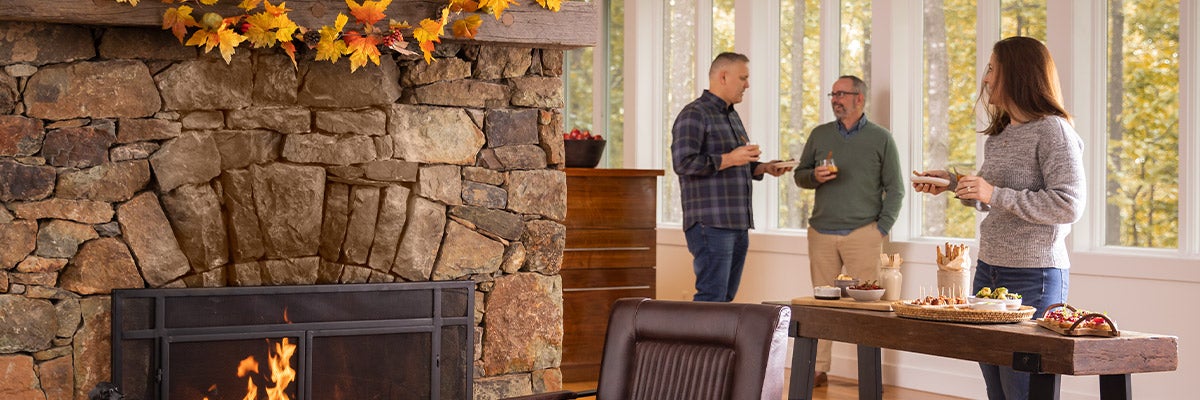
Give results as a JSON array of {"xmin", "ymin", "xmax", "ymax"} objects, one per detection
[{"xmin": 202, "ymin": 338, "xmax": 297, "ymax": 400}]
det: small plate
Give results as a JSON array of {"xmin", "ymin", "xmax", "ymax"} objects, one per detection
[
  {"xmin": 773, "ymin": 160, "xmax": 800, "ymax": 168},
  {"xmin": 911, "ymin": 175, "xmax": 950, "ymax": 187}
]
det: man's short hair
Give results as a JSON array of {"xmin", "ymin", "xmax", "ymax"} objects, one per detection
[
  {"xmin": 839, "ymin": 75, "xmax": 868, "ymax": 95},
  {"xmin": 710, "ymin": 52, "xmax": 750, "ymax": 77}
]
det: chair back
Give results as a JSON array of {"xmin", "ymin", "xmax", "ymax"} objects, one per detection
[{"xmin": 595, "ymin": 298, "xmax": 790, "ymax": 400}]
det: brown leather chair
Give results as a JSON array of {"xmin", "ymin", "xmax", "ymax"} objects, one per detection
[{"xmin": 510, "ymin": 298, "xmax": 791, "ymax": 400}]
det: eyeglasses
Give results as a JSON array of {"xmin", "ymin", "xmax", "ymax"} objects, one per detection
[{"xmin": 827, "ymin": 91, "xmax": 860, "ymax": 98}]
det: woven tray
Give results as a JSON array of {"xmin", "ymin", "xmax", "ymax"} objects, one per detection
[{"xmin": 892, "ymin": 301, "xmax": 1036, "ymax": 324}]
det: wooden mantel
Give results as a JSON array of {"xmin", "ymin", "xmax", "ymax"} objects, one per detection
[{"xmin": 0, "ymin": 0, "xmax": 597, "ymax": 49}]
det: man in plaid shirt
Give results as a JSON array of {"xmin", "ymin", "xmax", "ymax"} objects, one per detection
[{"xmin": 671, "ymin": 52, "xmax": 793, "ymax": 302}]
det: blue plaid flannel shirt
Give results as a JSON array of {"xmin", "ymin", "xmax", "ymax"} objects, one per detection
[{"xmin": 671, "ymin": 90, "xmax": 762, "ymax": 231}]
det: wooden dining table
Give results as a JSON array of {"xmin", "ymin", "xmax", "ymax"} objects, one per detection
[{"xmin": 766, "ymin": 300, "xmax": 1178, "ymax": 400}]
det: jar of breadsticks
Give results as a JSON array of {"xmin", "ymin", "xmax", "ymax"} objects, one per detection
[
  {"xmin": 879, "ymin": 253, "xmax": 903, "ymax": 301},
  {"xmin": 935, "ymin": 243, "xmax": 972, "ymax": 298}
]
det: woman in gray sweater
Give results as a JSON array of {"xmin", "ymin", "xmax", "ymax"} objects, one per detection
[{"xmin": 913, "ymin": 36, "xmax": 1086, "ymax": 400}]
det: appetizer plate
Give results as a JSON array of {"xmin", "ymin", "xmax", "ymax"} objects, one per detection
[
  {"xmin": 773, "ymin": 160, "xmax": 800, "ymax": 168},
  {"xmin": 911, "ymin": 175, "xmax": 951, "ymax": 187}
]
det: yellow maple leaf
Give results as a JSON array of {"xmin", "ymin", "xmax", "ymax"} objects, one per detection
[
  {"xmin": 478, "ymin": 0, "xmax": 518, "ymax": 20},
  {"xmin": 162, "ymin": 6, "xmax": 196, "ymax": 43},
  {"xmin": 451, "ymin": 15, "xmax": 482, "ymax": 39},
  {"xmin": 343, "ymin": 30, "xmax": 382, "ymax": 72},
  {"xmin": 274, "ymin": 15, "xmax": 300, "ymax": 44},
  {"xmin": 244, "ymin": 12, "xmax": 280, "ymax": 48},
  {"xmin": 315, "ymin": 14, "xmax": 350, "ymax": 62},
  {"xmin": 200, "ymin": 0, "xmax": 219, "ymax": 5},
  {"xmin": 115, "ymin": 0, "xmax": 140, "ymax": 6},
  {"xmin": 346, "ymin": 0, "xmax": 392, "ymax": 27},
  {"xmin": 449, "ymin": 0, "xmax": 480, "ymax": 13},
  {"xmin": 238, "ymin": 0, "xmax": 264, "ymax": 11},
  {"xmin": 419, "ymin": 40, "xmax": 436, "ymax": 63},
  {"xmin": 534, "ymin": 0, "xmax": 561, "ymax": 12}
]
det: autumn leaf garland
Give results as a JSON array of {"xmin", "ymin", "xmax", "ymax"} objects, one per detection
[{"xmin": 116, "ymin": 0, "xmax": 561, "ymax": 71}]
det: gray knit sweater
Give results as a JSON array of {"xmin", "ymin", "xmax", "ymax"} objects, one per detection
[{"xmin": 961, "ymin": 116, "xmax": 1086, "ymax": 268}]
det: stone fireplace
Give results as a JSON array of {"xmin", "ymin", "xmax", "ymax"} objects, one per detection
[{"xmin": 0, "ymin": 3, "xmax": 593, "ymax": 398}]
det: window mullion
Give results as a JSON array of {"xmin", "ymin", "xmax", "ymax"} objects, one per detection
[{"xmin": 1181, "ymin": 0, "xmax": 1200, "ymax": 256}]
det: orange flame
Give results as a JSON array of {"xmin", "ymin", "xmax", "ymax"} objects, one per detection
[
  {"xmin": 206, "ymin": 338, "xmax": 296, "ymax": 400},
  {"xmin": 265, "ymin": 338, "xmax": 297, "ymax": 400}
]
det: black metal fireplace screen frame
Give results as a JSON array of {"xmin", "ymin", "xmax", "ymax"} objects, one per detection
[{"xmin": 111, "ymin": 281, "xmax": 474, "ymax": 400}]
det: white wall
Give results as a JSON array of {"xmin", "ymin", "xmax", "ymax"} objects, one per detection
[{"xmin": 656, "ymin": 231, "xmax": 1198, "ymax": 399}]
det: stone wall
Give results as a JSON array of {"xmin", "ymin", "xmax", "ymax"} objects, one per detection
[{"xmin": 0, "ymin": 22, "xmax": 567, "ymax": 400}]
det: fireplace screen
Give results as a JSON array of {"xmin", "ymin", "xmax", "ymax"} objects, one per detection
[{"xmin": 111, "ymin": 281, "xmax": 474, "ymax": 400}]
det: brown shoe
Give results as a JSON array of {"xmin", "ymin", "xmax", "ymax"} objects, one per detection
[{"xmin": 814, "ymin": 372, "xmax": 828, "ymax": 387}]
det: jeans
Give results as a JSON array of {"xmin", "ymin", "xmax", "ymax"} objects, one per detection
[
  {"xmin": 684, "ymin": 224, "xmax": 749, "ymax": 302},
  {"xmin": 973, "ymin": 260, "xmax": 1069, "ymax": 400}
]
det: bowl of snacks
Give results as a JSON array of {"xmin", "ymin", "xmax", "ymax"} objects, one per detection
[
  {"xmin": 814, "ymin": 285, "xmax": 841, "ymax": 300},
  {"xmin": 968, "ymin": 301, "xmax": 1007, "ymax": 311},
  {"xmin": 834, "ymin": 274, "xmax": 859, "ymax": 297},
  {"xmin": 975, "ymin": 287, "xmax": 1023, "ymax": 310},
  {"xmin": 846, "ymin": 281, "xmax": 885, "ymax": 302}
]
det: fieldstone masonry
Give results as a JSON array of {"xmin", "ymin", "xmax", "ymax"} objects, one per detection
[{"xmin": 1, "ymin": 21, "xmax": 567, "ymax": 400}]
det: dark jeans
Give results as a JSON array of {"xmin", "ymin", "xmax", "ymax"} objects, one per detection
[
  {"xmin": 973, "ymin": 260, "xmax": 1069, "ymax": 400},
  {"xmin": 684, "ymin": 224, "xmax": 748, "ymax": 302}
]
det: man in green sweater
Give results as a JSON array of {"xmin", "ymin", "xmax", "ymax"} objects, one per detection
[{"xmin": 794, "ymin": 75, "xmax": 904, "ymax": 385}]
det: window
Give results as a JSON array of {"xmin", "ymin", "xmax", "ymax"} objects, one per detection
[
  {"xmin": 1000, "ymin": 0, "xmax": 1046, "ymax": 39},
  {"xmin": 660, "ymin": 0, "xmax": 699, "ymax": 225},
  {"xmin": 840, "ymin": 0, "xmax": 872, "ymax": 115},
  {"xmin": 563, "ymin": 0, "xmax": 625, "ymax": 167},
  {"xmin": 920, "ymin": 0, "xmax": 979, "ymax": 239},
  {"xmin": 778, "ymin": 0, "xmax": 823, "ymax": 229},
  {"xmin": 1104, "ymin": 0, "xmax": 1180, "ymax": 249}
]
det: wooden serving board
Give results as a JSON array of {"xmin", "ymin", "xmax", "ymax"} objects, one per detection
[
  {"xmin": 791, "ymin": 296, "xmax": 893, "ymax": 311},
  {"xmin": 1036, "ymin": 319, "xmax": 1121, "ymax": 337}
]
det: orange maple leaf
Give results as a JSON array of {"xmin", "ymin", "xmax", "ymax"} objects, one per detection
[
  {"xmin": 162, "ymin": 6, "xmax": 196, "ymax": 43},
  {"xmin": 263, "ymin": 0, "xmax": 290, "ymax": 16},
  {"xmin": 534, "ymin": 0, "xmax": 561, "ymax": 12},
  {"xmin": 346, "ymin": 0, "xmax": 392, "ymax": 27},
  {"xmin": 185, "ymin": 20, "xmax": 247, "ymax": 64},
  {"xmin": 279, "ymin": 40, "xmax": 298, "ymax": 66},
  {"xmin": 411, "ymin": 7, "xmax": 449, "ymax": 63},
  {"xmin": 451, "ymin": 15, "xmax": 482, "ymax": 39},
  {"xmin": 449, "ymin": 0, "xmax": 480, "ymax": 13},
  {"xmin": 343, "ymin": 30, "xmax": 383, "ymax": 72},
  {"xmin": 478, "ymin": 0, "xmax": 518, "ymax": 20},
  {"xmin": 116, "ymin": 0, "xmax": 140, "ymax": 6}
]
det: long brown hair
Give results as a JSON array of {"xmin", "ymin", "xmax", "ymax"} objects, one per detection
[{"xmin": 978, "ymin": 36, "xmax": 1070, "ymax": 136}]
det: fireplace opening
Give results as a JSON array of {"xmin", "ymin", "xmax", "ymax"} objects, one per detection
[{"xmin": 111, "ymin": 281, "xmax": 474, "ymax": 400}]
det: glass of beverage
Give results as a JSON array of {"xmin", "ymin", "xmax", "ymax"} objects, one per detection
[{"xmin": 818, "ymin": 157, "xmax": 837, "ymax": 173}]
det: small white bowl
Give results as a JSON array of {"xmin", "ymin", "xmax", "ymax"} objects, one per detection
[
  {"xmin": 1003, "ymin": 298, "xmax": 1023, "ymax": 310},
  {"xmin": 814, "ymin": 286, "xmax": 841, "ymax": 300},
  {"xmin": 969, "ymin": 301, "xmax": 1006, "ymax": 311},
  {"xmin": 846, "ymin": 288, "xmax": 885, "ymax": 302}
]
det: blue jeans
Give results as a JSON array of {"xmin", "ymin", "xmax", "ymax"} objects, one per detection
[
  {"xmin": 973, "ymin": 260, "xmax": 1069, "ymax": 400},
  {"xmin": 684, "ymin": 224, "xmax": 748, "ymax": 302}
]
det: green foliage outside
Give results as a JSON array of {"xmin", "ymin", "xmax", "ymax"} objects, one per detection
[
  {"xmin": 777, "ymin": 0, "xmax": 822, "ymax": 229},
  {"xmin": 1107, "ymin": 0, "xmax": 1179, "ymax": 248}
]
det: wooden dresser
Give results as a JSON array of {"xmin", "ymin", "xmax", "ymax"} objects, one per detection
[{"xmin": 561, "ymin": 168, "xmax": 663, "ymax": 382}]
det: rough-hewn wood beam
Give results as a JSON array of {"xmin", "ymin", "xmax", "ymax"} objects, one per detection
[{"xmin": 0, "ymin": 0, "xmax": 597, "ymax": 48}]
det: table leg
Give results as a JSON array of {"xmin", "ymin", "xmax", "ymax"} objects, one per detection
[
  {"xmin": 1099, "ymin": 374, "xmax": 1131, "ymax": 400},
  {"xmin": 788, "ymin": 336, "xmax": 817, "ymax": 400},
  {"xmin": 857, "ymin": 345, "xmax": 882, "ymax": 400},
  {"xmin": 1029, "ymin": 373, "xmax": 1061, "ymax": 400}
]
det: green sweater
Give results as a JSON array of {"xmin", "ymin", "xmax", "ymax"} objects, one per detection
[{"xmin": 794, "ymin": 119, "xmax": 904, "ymax": 234}]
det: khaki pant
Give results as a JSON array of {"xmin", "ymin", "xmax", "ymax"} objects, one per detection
[{"xmin": 808, "ymin": 222, "xmax": 884, "ymax": 373}]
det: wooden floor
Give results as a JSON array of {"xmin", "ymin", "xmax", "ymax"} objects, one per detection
[{"xmin": 562, "ymin": 372, "xmax": 967, "ymax": 400}]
